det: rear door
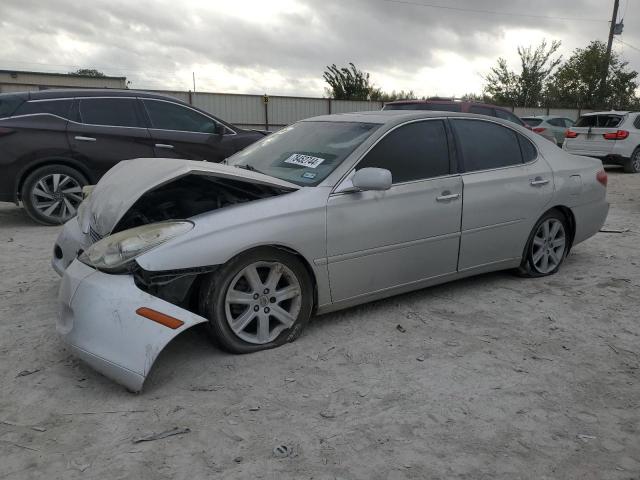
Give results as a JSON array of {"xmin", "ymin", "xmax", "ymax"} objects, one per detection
[
  {"xmin": 564, "ymin": 114, "xmax": 625, "ymax": 156},
  {"xmin": 67, "ymin": 97, "xmax": 154, "ymax": 177},
  {"xmin": 141, "ymin": 98, "xmax": 237, "ymax": 162},
  {"xmin": 451, "ymin": 118, "xmax": 553, "ymax": 271}
]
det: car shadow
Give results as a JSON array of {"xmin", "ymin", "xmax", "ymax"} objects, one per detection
[{"xmin": 0, "ymin": 203, "xmax": 53, "ymax": 228}]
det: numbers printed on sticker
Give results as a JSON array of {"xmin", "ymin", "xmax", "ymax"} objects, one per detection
[{"xmin": 284, "ymin": 153, "xmax": 325, "ymax": 169}]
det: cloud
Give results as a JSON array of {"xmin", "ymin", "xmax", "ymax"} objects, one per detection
[{"xmin": 2, "ymin": 0, "xmax": 638, "ymax": 96}]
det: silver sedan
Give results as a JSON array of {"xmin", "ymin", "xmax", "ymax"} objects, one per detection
[{"xmin": 53, "ymin": 111, "xmax": 609, "ymax": 391}]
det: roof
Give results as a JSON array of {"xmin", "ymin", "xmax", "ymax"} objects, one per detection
[
  {"xmin": 302, "ymin": 110, "xmax": 520, "ymax": 126},
  {"xmin": 580, "ymin": 110, "xmax": 631, "ymax": 116},
  {"xmin": 25, "ymin": 89, "xmax": 180, "ymax": 101},
  {"xmin": 0, "ymin": 69, "xmax": 126, "ymax": 80}
]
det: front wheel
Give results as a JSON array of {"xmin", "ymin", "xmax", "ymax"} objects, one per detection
[
  {"xmin": 199, "ymin": 248, "xmax": 314, "ymax": 354},
  {"xmin": 623, "ymin": 148, "xmax": 640, "ymax": 173},
  {"xmin": 518, "ymin": 210, "xmax": 569, "ymax": 277}
]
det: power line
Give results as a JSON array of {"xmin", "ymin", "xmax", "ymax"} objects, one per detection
[
  {"xmin": 615, "ymin": 38, "xmax": 640, "ymax": 54},
  {"xmin": 381, "ymin": 0, "xmax": 606, "ymax": 23}
]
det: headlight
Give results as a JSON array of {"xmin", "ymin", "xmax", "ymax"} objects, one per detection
[{"xmin": 78, "ymin": 221, "xmax": 194, "ymax": 272}]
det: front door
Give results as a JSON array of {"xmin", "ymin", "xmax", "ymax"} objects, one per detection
[
  {"xmin": 450, "ymin": 118, "xmax": 554, "ymax": 271},
  {"xmin": 326, "ymin": 119, "xmax": 462, "ymax": 303},
  {"xmin": 141, "ymin": 98, "xmax": 237, "ymax": 162},
  {"xmin": 67, "ymin": 97, "xmax": 154, "ymax": 177}
]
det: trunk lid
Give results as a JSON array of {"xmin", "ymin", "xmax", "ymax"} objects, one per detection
[
  {"xmin": 564, "ymin": 113, "xmax": 626, "ymax": 156},
  {"xmin": 82, "ymin": 158, "xmax": 299, "ymax": 237}
]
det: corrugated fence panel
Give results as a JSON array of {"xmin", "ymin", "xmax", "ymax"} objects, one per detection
[
  {"xmin": 152, "ymin": 90, "xmax": 191, "ymax": 103},
  {"xmin": 331, "ymin": 100, "xmax": 383, "ymax": 113},
  {"xmin": 269, "ymin": 97, "xmax": 327, "ymax": 126},
  {"xmin": 194, "ymin": 93, "xmax": 264, "ymax": 126},
  {"xmin": 513, "ymin": 107, "xmax": 547, "ymax": 118}
]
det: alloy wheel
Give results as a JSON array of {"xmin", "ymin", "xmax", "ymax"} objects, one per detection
[
  {"xmin": 531, "ymin": 218, "xmax": 566, "ymax": 274},
  {"xmin": 632, "ymin": 151, "xmax": 640, "ymax": 172},
  {"xmin": 30, "ymin": 173, "xmax": 83, "ymax": 223},
  {"xmin": 224, "ymin": 261, "xmax": 302, "ymax": 344}
]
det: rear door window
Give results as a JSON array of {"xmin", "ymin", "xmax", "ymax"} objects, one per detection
[
  {"xmin": 452, "ymin": 119, "xmax": 524, "ymax": 172},
  {"xmin": 78, "ymin": 98, "xmax": 142, "ymax": 127},
  {"xmin": 13, "ymin": 99, "xmax": 73, "ymax": 119},
  {"xmin": 143, "ymin": 99, "xmax": 219, "ymax": 133},
  {"xmin": 356, "ymin": 120, "xmax": 451, "ymax": 183}
]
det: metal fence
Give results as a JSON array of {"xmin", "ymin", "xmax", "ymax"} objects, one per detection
[
  {"xmin": 152, "ymin": 90, "xmax": 384, "ymax": 130},
  {"xmin": 151, "ymin": 89, "xmax": 590, "ymax": 130}
]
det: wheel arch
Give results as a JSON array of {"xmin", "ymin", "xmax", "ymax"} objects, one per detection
[{"xmin": 15, "ymin": 157, "xmax": 95, "ymax": 202}]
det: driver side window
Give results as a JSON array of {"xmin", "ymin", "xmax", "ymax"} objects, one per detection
[
  {"xmin": 356, "ymin": 120, "xmax": 450, "ymax": 184},
  {"xmin": 143, "ymin": 99, "xmax": 220, "ymax": 134}
]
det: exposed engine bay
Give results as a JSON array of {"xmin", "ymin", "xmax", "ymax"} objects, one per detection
[{"xmin": 113, "ymin": 174, "xmax": 290, "ymax": 233}]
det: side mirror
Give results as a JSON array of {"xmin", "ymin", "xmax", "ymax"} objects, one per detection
[
  {"xmin": 339, "ymin": 167, "xmax": 391, "ymax": 193},
  {"xmin": 213, "ymin": 123, "xmax": 225, "ymax": 135}
]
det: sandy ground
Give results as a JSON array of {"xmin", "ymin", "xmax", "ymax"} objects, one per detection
[{"xmin": 0, "ymin": 168, "xmax": 639, "ymax": 480}]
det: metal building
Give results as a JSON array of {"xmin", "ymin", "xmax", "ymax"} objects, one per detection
[{"xmin": 0, "ymin": 70, "xmax": 127, "ymax": 93}]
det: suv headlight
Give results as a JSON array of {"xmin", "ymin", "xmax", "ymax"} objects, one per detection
[{"xmin": 78, "ymin": 221, "xmax": 194, "ymax": 273}]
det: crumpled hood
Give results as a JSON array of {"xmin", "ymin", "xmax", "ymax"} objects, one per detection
[{"xmin": 82, "ymin": 158, "xmax": 299, "ymax": 236}]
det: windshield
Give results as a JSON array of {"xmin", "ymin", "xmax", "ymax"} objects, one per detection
[{"xmin": 227, "ymin": 121, "xmax": 380, "ymax": 186}]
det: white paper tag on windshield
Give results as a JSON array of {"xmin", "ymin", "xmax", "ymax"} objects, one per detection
[{"xmin": 284, "ymin": 153, "xmax": 325, "ymax": 169}]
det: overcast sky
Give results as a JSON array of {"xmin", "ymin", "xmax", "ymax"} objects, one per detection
[{"xmin": 2, "ymin": 0, "xmax": 639, "ymax": 97}]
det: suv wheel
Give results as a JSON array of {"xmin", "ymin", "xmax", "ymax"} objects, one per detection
[
  {"xmin": 623, "ymin": 148, "xmax": 640, "ymax": 173},
  {"xmin": 21, "ymin": 165, "xmax": 88, "ymax": 225}
]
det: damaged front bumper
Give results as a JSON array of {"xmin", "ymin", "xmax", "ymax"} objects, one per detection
[
  {"xmin": 57, "ymin": 260, "xmax": 208, "ymax": 392},
  {"xmin": 52, "ymin": 217, "xmax": 89, "ymax": 276}
]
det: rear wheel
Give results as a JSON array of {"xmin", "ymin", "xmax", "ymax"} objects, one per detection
[
  {"xmin": 21, "ymin": 165, "xmax": 87, "ymax": 225},
  {"xmin": 518, "ymin": 210, "xmax": 569, "ymax": 277},
  {"xmin": 199, "ymin": 248, "xmax": 313, "ymax": 354},
  {"xmin": 623, "ymin": 148, "xmax": 640, "ymax": 173}
]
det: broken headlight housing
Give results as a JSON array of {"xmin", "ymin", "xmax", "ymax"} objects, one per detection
[{"xmin": 78, "ymin": 221, "xmax": 194, "ymax": 273}]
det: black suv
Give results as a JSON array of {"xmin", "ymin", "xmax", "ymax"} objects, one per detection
[{"xmin": 0, "ymin": 89, "xmax": 266, "ymax": 224}]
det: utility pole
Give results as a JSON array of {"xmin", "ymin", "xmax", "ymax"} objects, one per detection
[
  {"xmin": 599, "ymin": 0, "xmax": 620, "ymax": 107},
  {"xmin": 192, "ymin": 72, "xmax": 196, "ymax": 93}
]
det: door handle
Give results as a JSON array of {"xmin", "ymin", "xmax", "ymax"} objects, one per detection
[
  {"xmin": 155, "ymin": 143, "xmax": 174, "ymax": 149},
  {"xmin": 530, "ymin": 177, "xmax": 550, "ymax": 186},
  {"xmin": 74, "ymin": 136, "xmax": 96, "ymax": 142},
  {"xmin": 436, "ymin": 192, "xmax": 460, "ymax": 202}
]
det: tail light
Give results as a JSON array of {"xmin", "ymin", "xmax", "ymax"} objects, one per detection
[
  {"xmin": 532, "ymin": 127, "xmax": 546, "ymax": 133},
  {"xmin": 603, "ymin": 130, "xmax": 629, "ymax": 140},
  {"xmin": 0, "ymin": 127, "xmax": 15, "ymax": 137},
  {"xmin": 565, "ymin": 129, "xmax": 578, "ymax": 138},
  {"xmin": 596, "ymin": 170, "xmax": 608, "ymax": 187}
]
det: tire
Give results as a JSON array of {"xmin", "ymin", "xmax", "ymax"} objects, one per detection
[
  {"xmin": 623, "ymin": 148, "xmax": 640, "ymax": 173},
  {"xmin": 21, "ymin": 164, "xmax": 88, "ymax": 225},
  {"xmin": 517, "ymin": 209, "xmax": 569, "ymax": 278},
  {"xmin": 199, "ymin": 247, "xmax": 314, "ymax": 354}
]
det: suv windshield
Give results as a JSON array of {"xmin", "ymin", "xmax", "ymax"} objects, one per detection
[
  {"xmin": 227, "ymin": 121, "xmax": 380, "ymax": 186},
  {"xmin": 575, "ymin": 114, "xmax": 623, "ymax": 128}
]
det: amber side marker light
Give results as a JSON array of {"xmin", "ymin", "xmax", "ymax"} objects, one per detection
[{"xmin": 136, "ymin": 307, "xmax": 184, "ymax": 329}]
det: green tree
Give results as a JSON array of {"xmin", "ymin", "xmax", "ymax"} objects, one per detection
[
  {"xmin": 546, "ymin": 41, "xmax": 638, "ymax": 109},
  {"xmin": 323, "ymin": 63, "xmax": 376, "ymax": 100},
  {"xmin": 370, "ymin": 89, "xmax": 419, "ymax": 102},
  {"xmin": 69, "ymin": 68, "xmax": 106, "ymax": 77},
  {"xmin": 484, "ymin": 40, "xmax": 562, "ymax": 107}
]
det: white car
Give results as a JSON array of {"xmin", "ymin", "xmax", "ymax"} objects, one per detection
[{"xmin": 563, "ymin": 111, "xmax": 640, "ymax": 173}]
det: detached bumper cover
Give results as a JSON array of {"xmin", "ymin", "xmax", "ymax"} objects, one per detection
[{"xmin": 57, "ymin": 260, "xmax": 208, "ymax": 392}]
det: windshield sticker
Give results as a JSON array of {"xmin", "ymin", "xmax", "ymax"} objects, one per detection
[
  {"xmin": 284, "ymin": 153, "xmax": 325, "ymax": 169},
  {"xmin": 302, "ymin": 172, "xmax": 317, "ymax": 179}
]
